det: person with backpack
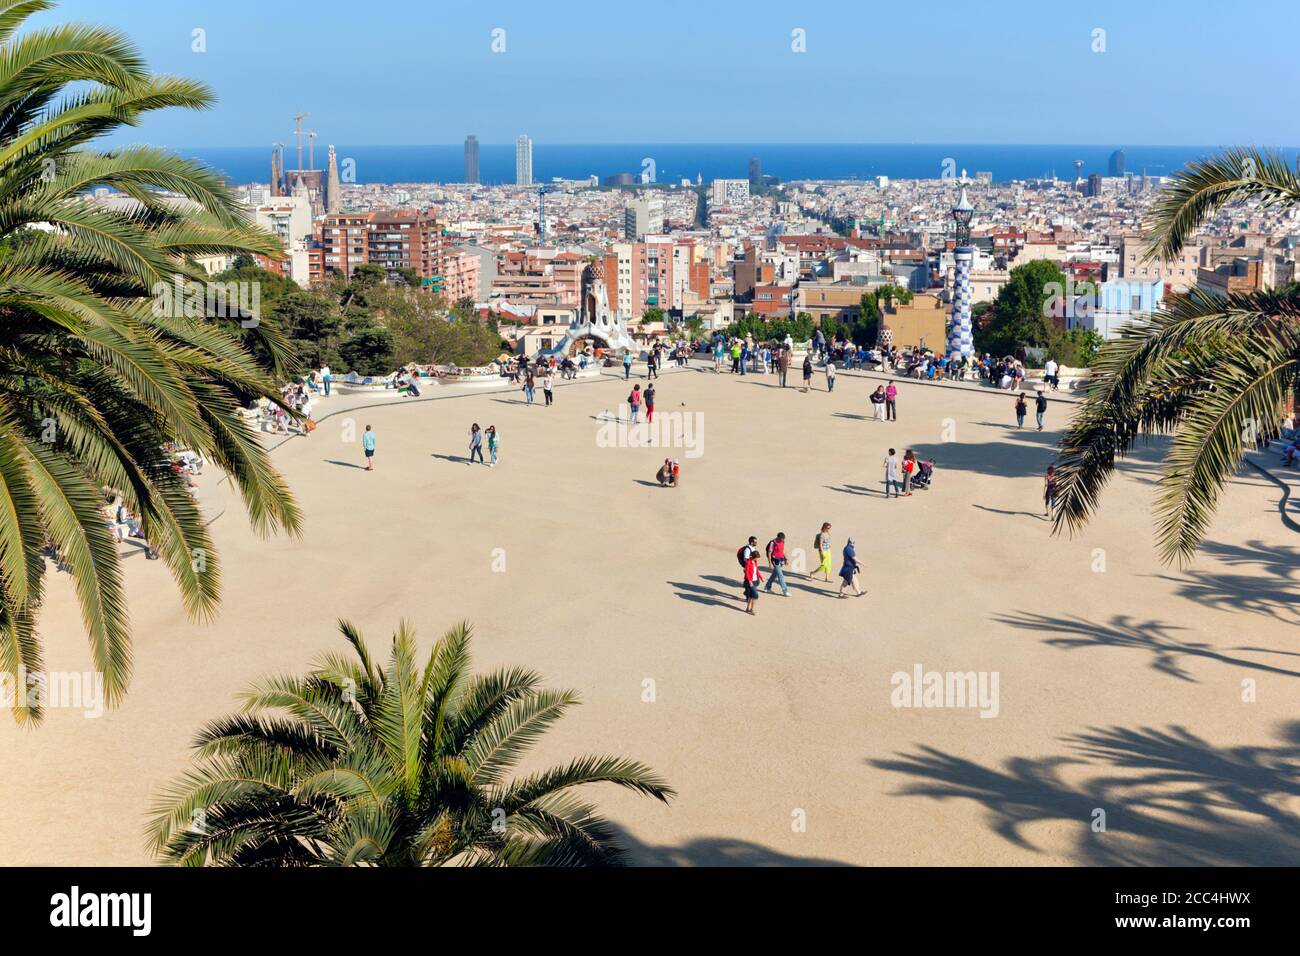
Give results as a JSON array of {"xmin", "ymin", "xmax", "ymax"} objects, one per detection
[
  {"xmin": 764, "ymin": 532, "xmax": 790, "ymax": 596},
  {"xmin": 1035, "ymin": 389, "xmax": 1048, "ymax": 430},
  {"xmin": 1014, "ymin": 392, "xmax": 1028, "ymax": 428},
  {"xmin": 737, "ymin": 536, "xmax": 758, "ymax": 581},
  {"xmin": 742, "ymin": 545, "xmax": 763, "ymax": 614},
  {"xmin": 645, "ymin": 383, "xmax": 656, "ymax": 424},
  {"xmin": 813, "ymin": 522, "xmax": 833, "ymax": 581},
  {"xmin": 628, "ymin": 383, "xmax": 642, "ymax": 423}
]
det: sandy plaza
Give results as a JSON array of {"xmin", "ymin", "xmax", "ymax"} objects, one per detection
[{"xmin": 5, "ymin": 361, "xmax": 1296, "ymax": 867}]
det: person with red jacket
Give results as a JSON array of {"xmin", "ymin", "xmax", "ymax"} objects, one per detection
[
  {"xmin": 764, "ymin": 532, "xmax": 790, "ymax": 596},
  {"xmin": 743, "ymin": 550, "xmax": 763, "ymax": 614}
]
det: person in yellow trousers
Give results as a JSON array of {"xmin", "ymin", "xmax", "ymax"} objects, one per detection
[{"xmin": 813, "ymin": 522, "xmax": 833, "ymax": 581}]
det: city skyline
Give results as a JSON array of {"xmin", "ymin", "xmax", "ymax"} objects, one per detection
[{"xmin": 34, "ymin": 0, "xmax": 1300, "ymax": 149}]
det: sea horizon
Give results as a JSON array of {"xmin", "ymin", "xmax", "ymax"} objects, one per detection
[{"xmin": 161, "ymin": 142, "xmax": 1300, "ymax": 188}]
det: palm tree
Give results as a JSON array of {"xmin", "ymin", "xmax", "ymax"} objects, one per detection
[
  {"xmin": 1052, "ymin": 147, "xmax": 1300, "ymax": 564},
  {"xmin": 0, "ymin": 0, "xmax": 301, "ymax": 723},
  {"xmin": 146, "ymin": 620, "xmax": 675, "ymax": 866}
]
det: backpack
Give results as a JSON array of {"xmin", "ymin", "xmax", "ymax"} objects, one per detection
[
  {"xmin": 814, "ymin": 532, "xmax": 823, "ymax": 551},
  {"xmin": 736, "ymin": 546, "xmax": 748, "ymax": 567}
]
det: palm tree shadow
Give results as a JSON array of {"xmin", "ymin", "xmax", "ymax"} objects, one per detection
[
  {"xmin": 992, "ymin": 611, "xmax": 1300, "ymax": 682},
  {"xmin": 869, "ymin": 721, "xmax": 1300, "ymax": 865},
  {"xmin": 1151, "ymin": 538, "xmax": 1300, "ymax": 624},
  {"xmin": 607, "ymin": 825, "xmax": 853, "ymax": 866}
]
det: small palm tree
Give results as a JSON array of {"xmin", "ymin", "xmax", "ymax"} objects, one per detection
[
  {"xmin": 0, "ymin": 0, "xmax": 301, "ymax": 722},
  {"xmin": 1053, "ymin": 147, "xmax": 1300, "ymax": 563},
  {"xmin": 146, "ymin": 620, "xmax": 675, "ymax": 866}
]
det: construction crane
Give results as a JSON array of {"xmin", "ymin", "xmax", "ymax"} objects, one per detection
[
  {"xmin": 293, "ymin": 112, "xmax": 309, "ymax": 171},
  {"xmin": 307, "ymin": 130, "xmax": 317, "ymax": 170}
]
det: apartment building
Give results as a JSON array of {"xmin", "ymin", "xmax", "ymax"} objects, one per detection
[{"xmin": 1118, "ymin": 234, "xmax": 1201, "ymax": 291}]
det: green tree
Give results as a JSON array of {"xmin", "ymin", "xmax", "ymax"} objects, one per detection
[
  {"xmin": 1053, "ymin": 147, "xmax": 1300, "ymax": 564},
  {"xmin": 979, "ymin": 260, "xmax": 1065, "ymax": 355},
  {"xmin": 0, "ymin": 0, "xmax": 302, "ymax": 723},
  {"xmin": 147, "ymin": 620, "xmax": 675, "ymax": 866},
  {"xmin": 339, "ymin": 326, "xmax": 396, "ymax": 375}
]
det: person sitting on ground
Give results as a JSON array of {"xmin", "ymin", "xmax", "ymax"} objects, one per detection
[{"xmin": 655, "ymin": 458, "xmax": 680, "ymax": 487}]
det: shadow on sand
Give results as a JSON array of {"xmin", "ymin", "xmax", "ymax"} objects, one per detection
[
  {"xmin": 607, "ymin": 824, "xmax": 852, "ymax": 866},
  {"xmin": 324, "ymin": 459, "xmax": 366, "ymax": 470},
  {"xmin": 992, "ymin": 610, "xmax": 1300, "ymax": 682},
  {"xmin": 869, "ymin": 721, "xmax": 1300, "ymax": 865}
]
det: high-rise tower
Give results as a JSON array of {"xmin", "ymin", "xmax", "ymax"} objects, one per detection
[
  {"xmin": 464, "ymin": 135, "xmax": 480, "ymax": 184},
  {"xmin": 326, "ymin": 144, "xmax": 341, "ymax": 213},
  {"xmin": 515, "ymin": 134, "xmax": 533, "ymax": 187},
  {"xmin": 1108, "ymin": 148, "xmax": 1126, "ymax": 177}
]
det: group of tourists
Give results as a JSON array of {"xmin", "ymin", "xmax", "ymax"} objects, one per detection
[
  {"xmin": 467, "ymin": 423, "xmax": 500, "ymax": 467},
  {"xmin": 737, "ymin": 522, "xmax": 864, "ymax": 613},
  {"xmin": 868, "ymin": 384, "xmax": 900, "ymax": 421},
  {"xmin": 1013, "ymin": 390, "xmax": 1051, "ymax": 430}
]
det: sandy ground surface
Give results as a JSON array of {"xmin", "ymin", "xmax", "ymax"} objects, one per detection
[{"xmin": 3, "ymin": 362, "xmax": 1298, "ymax": 866}]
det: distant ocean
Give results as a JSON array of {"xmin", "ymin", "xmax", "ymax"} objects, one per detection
[{"xmin": 174, "ymin": 143, "xmax": 1297, "ymax": 188}]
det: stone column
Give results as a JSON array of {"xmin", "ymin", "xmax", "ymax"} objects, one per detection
[{"xmin": 948, "ymin": 247, "xmax": 974, "ymax": 361}]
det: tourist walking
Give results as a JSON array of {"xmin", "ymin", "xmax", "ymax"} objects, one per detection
[
  {"xmin": 883, "ymin": 447, "xmax": 903, "ymax": 498},
  {"xmin": 814, "ymin": 522, "xmax": 833, "ymax": 581},
  {"xmin": 802, "ymin": 353, "xmax": 813, "ymax": 391},
  {"xmin": 1044, "ymin": 357, "xmax": 1059, "ymax": 390},
  {"xmin": 885, "ymin": 382, "xmax": 898, "ymax": 420},
  {"xmin": 826, "ymin": 359, "xmax": 836, "ymax": 392},
  {"xmin": 468, "ymin": 423, "xmax": 484, "ymax": 465},
  {"xmin": 731, "ymin": 341, "xmax": 741, "ymax": 373},
  {"xmin": 1014, "ymin": 392, "xmax": 1027, "ymax": 428},
  {"xmin": 623, "ymin": 351, "xmax": 633, "ymax": 379},
  {"xmin": 1044, "ymin": 464, "xmax": 1058, "ymax": 517},
  {"xmin": 838, "ymin": 537, "xmax": 863, "ymax": 598},
  {"xmin": 714, "ymin": 339, "xmax": 726, "ymax": 372},
  {"xmin": 902, "ymin": 449, "xmax": 916, "ymax": 496},
  {"xmin": 645, "ymin": 383, "xmax": 656, "ymax": 423},
  {"xmin": 543, "ymin": 369, "xmax": 554, "ymax": 406},
  {"xmin": 628, "ymin": 383, "xmax": 642, "ymax": 423},
  {"xmin": 870, "ymin": 385, "xmax": 887, "ymax": 421},
  {"xmin": 647, "ymin": 349, "xmax": 658, "ymax": 379},
  {"xmin": 1035, "ymin": 389, "xmax": 1048, "ymax": 430},
  {"xmin": 523, "ymin": 369, "xmax": 536, "ymax": 406},
  {"xmin": 321, "ymin": 364, "xmax": 332, "ymax": 397},
  {"xmin": 764, "ymin": 532, "xmax": 790, "ymax": 596},
  {"xmin": 743, "ymin": 548, "xmax": 763, "ymax": 614},
  {"xmin": 362, "ymin": 424, "xmax": 375, "ymax": 471},
  {"xmin": 486, "ymin": 425, "xmax": 499, "ymax": 467}
]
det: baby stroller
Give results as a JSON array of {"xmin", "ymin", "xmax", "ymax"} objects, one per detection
[{"xmin": 911, "ymin": 459, "xmax": 935, "ymax": 490}]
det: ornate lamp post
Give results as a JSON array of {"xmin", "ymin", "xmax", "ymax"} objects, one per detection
[{"xmin": 947, "ymin": 185, "xmax": 975, "ymax": 361}]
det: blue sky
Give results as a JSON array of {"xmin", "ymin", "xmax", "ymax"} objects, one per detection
[{"xmin": 35, "ymin": 0, "xmax": 1300, "ymax": 148}]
